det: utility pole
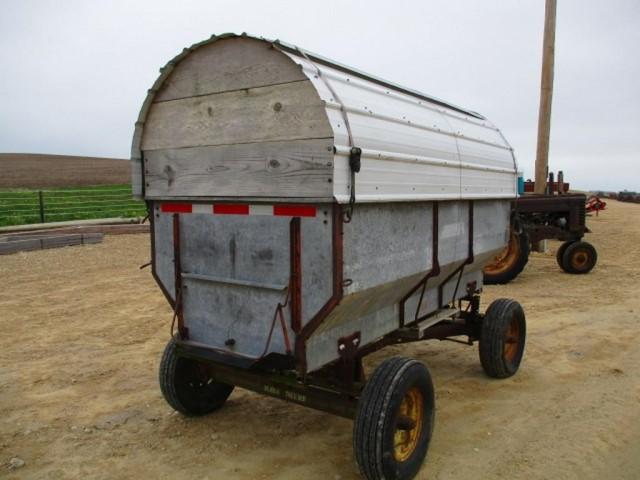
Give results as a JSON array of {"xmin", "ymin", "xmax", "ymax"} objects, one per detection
[{"xmin": 534, "ymin": 0, "xmax": 557, "ymax": 194}]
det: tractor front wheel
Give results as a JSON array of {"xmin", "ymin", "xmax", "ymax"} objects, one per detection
[{"xmin": 560, "ymin": 241, "xmax": 597, "ymax": 274}]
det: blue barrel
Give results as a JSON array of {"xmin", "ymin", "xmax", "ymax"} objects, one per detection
[{"xmin": 517, "ymin": 172, "xmax": 525, "ymax": 195}]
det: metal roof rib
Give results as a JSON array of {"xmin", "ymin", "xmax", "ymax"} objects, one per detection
[{"xmin": 271, "ymin": 38, "xmax": 484, "ymax": 120}]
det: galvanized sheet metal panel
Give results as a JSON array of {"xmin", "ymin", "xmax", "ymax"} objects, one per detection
[
  {"xmin": 300, "ymin": 207, "xmax": 334, "ymax": 326},
  {"xmin": 179, "ymin": 213, "xmax": 292, "ymax": 357},
  {"xmin": 153, "ymin": 204, "xmax": 335, "ymax": 359},
  {"xmin": 305, "ymin": 199, "xmax": 509, "ymax": 372},
  {"xmin": 152, "ymin": 196, "xmax": 509, "ymax": 371},
  {"xmin": 182, "ymin": 278, "xmax": 291, "ymax": 357},
  {"xmin": 342, "ymin": 203, "xmax": 433, "ymax": 293},
  {"xmin": 152, "ymin": 209, "xmax": 176, "ymax": 301}
]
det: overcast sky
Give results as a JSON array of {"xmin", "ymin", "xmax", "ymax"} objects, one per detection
[{"xmin": 1, "ymin": 0, "xmax": 638, "ymax": 191}]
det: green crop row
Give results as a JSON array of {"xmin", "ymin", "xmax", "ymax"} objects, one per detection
[{"xmin": 0, "ymin": 185, "xmax": 146, "ymax": 227}]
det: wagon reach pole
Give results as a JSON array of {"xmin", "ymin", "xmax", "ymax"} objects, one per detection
[{"xmin": 535, "ymin": 0, "xmax": 557, "ymax": 195}]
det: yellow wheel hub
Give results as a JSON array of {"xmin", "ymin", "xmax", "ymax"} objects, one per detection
[
  {"xmin": 394, "ymin": 387, "xmax": 424, "ymax": 462},
  {"xmin": 503, "ymin": 315, "xmax": 521, "ymax": 363},
  {"xmin": 483, "ymin": 231, "xmax": 520, "ymax": 276}
]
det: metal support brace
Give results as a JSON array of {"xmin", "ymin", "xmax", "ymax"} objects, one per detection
[
  {"xmin": 172, "ymin": 213, "xmax": 188, "ymax": 339},
  {"xmin": 438, "ymin": 201, "xmax": 475, "ymax": 308}
]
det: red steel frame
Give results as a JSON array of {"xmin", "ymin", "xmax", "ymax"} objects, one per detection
[
  {"xmin": 172, "ymin": 213, "xmax": 188, "ymax": 338},
  {"xmin": 399, "ymin": 202, "xmax": 440, "ymax": 327},
  {"xmin": 294, "ymin": 204, "xmax": 344, "ymax": 375},
  {"xmin": 289, "ymin": 217, "xmax": 302, "ymax": 333}
]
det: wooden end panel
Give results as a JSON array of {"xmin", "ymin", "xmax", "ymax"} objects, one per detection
[
  {"xmin": 141, "ymin": 81, "xmax": 332, "ymax": 151},
  {"xmin": 144, "ymin": 138, "xmax": 334, "ymax": 199},
  {"xmin": 154, "ymin": 37, "xmax": 307, "ymax": 102}
]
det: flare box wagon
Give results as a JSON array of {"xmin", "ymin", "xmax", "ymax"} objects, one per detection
[{"xmin": 131, "ymin": 33, "xmax": 527, "ymax": 480}]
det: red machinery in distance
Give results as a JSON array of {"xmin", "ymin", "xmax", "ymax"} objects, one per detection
[
  {"xmin": 523, "ymin": 170, "xmax": 569, "ymax": 194},
  {"xmin": 585, "ymin": 195, "xmax": 607, "ymax": 215}
]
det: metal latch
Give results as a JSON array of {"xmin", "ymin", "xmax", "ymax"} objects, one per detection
[{"xmin": 349, "ymin": 147, "xmax": 362, "ymax": 173}]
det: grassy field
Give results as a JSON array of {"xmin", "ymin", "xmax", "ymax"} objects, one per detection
[{"xmin": 0, "ymin": 184, "xmax": 146, "ymax": 227}]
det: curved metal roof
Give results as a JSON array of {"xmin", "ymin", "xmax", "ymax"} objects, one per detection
[{"xmin": 131, "ymin": 33, "xmax": 511, "ymax": 200}]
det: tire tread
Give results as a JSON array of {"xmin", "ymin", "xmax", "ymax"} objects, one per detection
[
  {"xmin": 354, "ymin": 357, "xmax": 434, "ymax": 480},
  {"xmin": 159, "ymin": 337, "xmax": 234, "ymax": 416},
  {"xmin": 479, "ymin": 299, "xmax": 526, "ymax": 379},
  {"xmin": 561, "ymin": 241, "xmax": 597, "ymax": 274}
]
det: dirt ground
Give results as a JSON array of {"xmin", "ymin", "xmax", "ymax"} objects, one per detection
[
  {"xmin": 0, "ymin": 154, "xmax": 130, "ymax": 188},
  {"xmin": 1, "ymin": 199, "xmax": 638, "ymax": 479}
]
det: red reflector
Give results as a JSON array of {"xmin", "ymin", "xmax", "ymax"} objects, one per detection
[
  {"xmin": 160, "ymin": 203, "xmax": 192, "ymax": 213},
  {"xmin": 213, "ymin": 204, "xmax": 250, "ymax": 215},
  {"xmin": 273, "ymin": 205, "xmax": 317, "ymax": 217}
]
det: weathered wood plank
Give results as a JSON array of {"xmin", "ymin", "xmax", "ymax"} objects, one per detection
[
  {"xmin": 144, "ymin": 138, "xmax": 334, "ymax": 198},
  {"xmin": 141, "ymin": 80, "xmax": 332, "ymax": 151},
  {"xmin": 0, "ymin": 233, "xmax": 104, "ymax": 255},
  {"xmin": 155, "ymin": 37, "xmax": 307, "ymax": 102},
  {"xmin": 2, "ymin": 227, "xmax": 136, "ymax": 239},
  {"xmin": 41, "ymin": 235, "xmax": 82, "ymax": 249},
  {"xmin": 81, "ymin": 233, "xmax": 104, "ymax": 244},
  {"xmin": 0, "ymin": 238, "xmax": 41, "ymax": 254}
]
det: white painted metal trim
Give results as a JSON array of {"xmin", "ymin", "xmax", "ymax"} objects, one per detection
[
  {"xmin": 311, "ymin": 66, "xmax": 500, "ymax": 131},
  {"xmin": 333, "ymin": 146, "xmax": 516, "ymax": 174},
  {"xmin": 326, "ymin": 102, "xmax": 513, "ymax": 151}
]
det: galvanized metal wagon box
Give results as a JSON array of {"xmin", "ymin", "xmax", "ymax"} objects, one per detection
[{"xmin": 132, "ymin": 33, "xmax": 526, "ymax": 480}]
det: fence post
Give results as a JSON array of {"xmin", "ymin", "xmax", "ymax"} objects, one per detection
[{"xmin": 38, "ymin": 190, "xmax": 45, "ymax": 223}]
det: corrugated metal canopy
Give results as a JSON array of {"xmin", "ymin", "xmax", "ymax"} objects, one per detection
[
  {"xmin": 131, "ymin": 33, "xmax": 514, "ymax": 201},
  {"xmin": 269, "ymin": 37, "xmax": 485, "ymax": 120}
]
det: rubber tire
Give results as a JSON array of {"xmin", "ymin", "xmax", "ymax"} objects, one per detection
[
  {"xmin": 159, "ymin": 337, "xmax": 234, "ymax": 416},
  {"xmin": 555, "ymin": 241, "xmax": 574, "ymax": 270},
  {"xmin": 479, "ymin": 299, "xmax": 526, "ymax": 379},
  {"xmin": 561, "ymin": 241, "xmax": 597, "ymax": 274},
  {"xmin": 354, "ymin": 357, "xmax": 435, "ymax": 480},
  {"xmin": 483, "ymin": 231, "xmax": 530, "ymax": 285}
]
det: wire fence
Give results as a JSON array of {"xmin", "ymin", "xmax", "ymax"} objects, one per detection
[{"xmin": 0, "ymin": 185, "xmax": 146, "ymax": 227}]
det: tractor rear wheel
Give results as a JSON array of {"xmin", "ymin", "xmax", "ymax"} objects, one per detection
[{"xmin": 483, "ymin": 230, "xmax": 530, "ymax": 285}]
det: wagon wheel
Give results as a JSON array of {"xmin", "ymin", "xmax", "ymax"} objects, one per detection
[
  {"xmin": 483, "ymin": 230, "xmax": 530, "ymax": 285},
  {"xmin": 354, "ymin": 357, "xmax": 435, "ymax": 480},
  {"xmin": 159, "ymin": 337, "xmax": 234, "ymax": 415},
  {"xmin": 560, "ymin": 241, "xmax": 597, "ymax": 274},
  {"xmin": 479, "ymin": 298, "xmax": 526, "ymax": 379}
]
